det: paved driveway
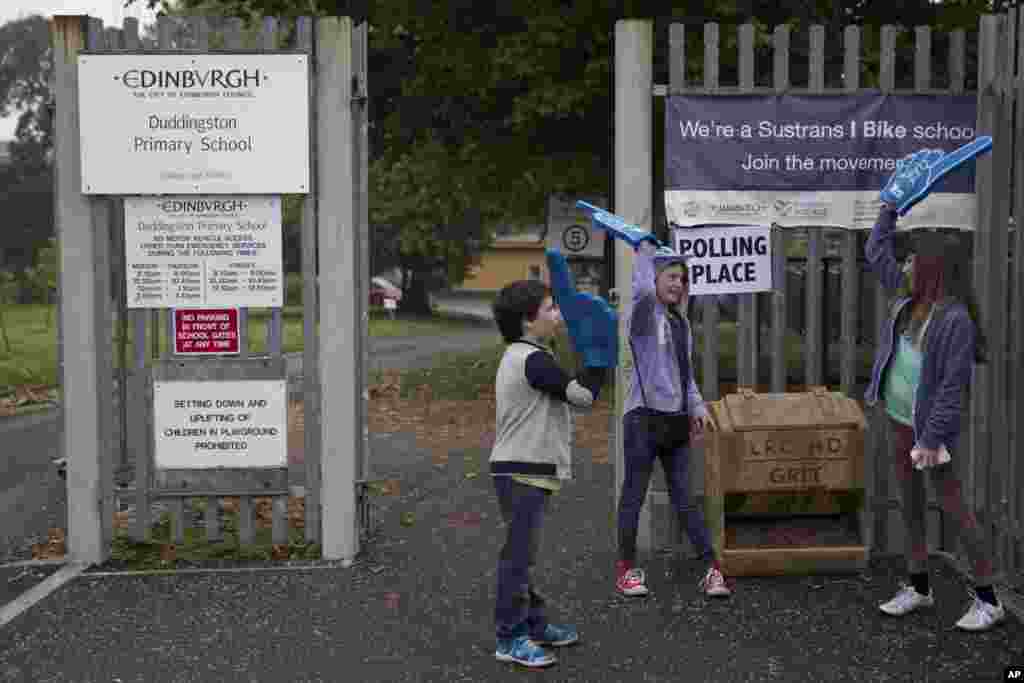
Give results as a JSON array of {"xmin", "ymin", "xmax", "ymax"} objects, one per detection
[{"xmin": 0, "ymin": 327, "xmax": 501, "ymax": 564}]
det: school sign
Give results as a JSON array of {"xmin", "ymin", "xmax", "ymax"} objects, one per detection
[{"xmin": 77, "ymin": 54, "xmax": 310, "ymax": 194}]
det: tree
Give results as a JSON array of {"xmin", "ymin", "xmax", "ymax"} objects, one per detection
[
  {"xmin": 0, "ymin": 15, "xmax": 53, "ymax": 171},
  {"xmin": 126, "ymin": 0, "xmax": 993, "ymax": 314},
  {"xmin": 129, "ymin": 0, "xmax": 617, "ymax": 310},
  {"xmin": 0, "ymin": 164, "xmax": 54, "ymax": 272},
  {"xmin": 0, "ymin": 15, "xmax": 56, "ymax": 272},
  {"xmin": 24, "ymin": 238, "xmax": 58, "ymax": 328}
]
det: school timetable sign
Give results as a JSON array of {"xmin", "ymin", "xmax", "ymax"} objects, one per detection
[
  {"xmin": 124, "ymin": 196, "xmax": 283, "ymax": 308},
  {"xmin": 77, "ymin": 54, "xmax": 309, "ymax": 194}
]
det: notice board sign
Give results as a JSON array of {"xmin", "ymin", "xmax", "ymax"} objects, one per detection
[
  {"xmin": 153, "ymin": 379, "xmax": 287, "ymax": 469},
  {"xmin": 544, "ymin": 194, "xmax": 607, "ymax": 259},
  {"xmin": 78, "ymin": 54, "xmax": 309, "ymax": 194},
  {"xmin": 174, "ymin": 308, "xmax": 239, "ymax": 354},
  {"xmin": 125, "ymin": 196, "xmax": 282, "ymax": 308},
  {"xmin": 672, "ymin": 225, "xmax": 773, "ymax": 296}
]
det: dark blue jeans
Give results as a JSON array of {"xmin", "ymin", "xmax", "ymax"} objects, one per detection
[
  {"xmin": 618, "ymin": 408, "xmax": 714, "ymax": 563},
  {"xmin": 493, "ymin": 476, "xmax": 550, "ymax": 640}
]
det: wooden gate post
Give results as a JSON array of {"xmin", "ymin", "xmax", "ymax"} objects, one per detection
[
  {"xmin": 317, "ymin": 16, "xmax": 365, "ymax": 562},
  {"xmin": 614, "ymin": 19, "xmax": 654, "ymax": 550},
  {"xmin": 51, "ymin": 14, "xmax": 114, "ymax": 564}
]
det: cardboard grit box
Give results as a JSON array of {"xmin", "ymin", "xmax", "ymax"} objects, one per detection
[{"xmin": 704, "ymin": 387, "xmax": 869, "ymax": 577}]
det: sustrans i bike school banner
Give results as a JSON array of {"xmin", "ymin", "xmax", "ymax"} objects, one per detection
[{"xmin": 665, "ymin": 94, "xmax": 979, "ymax": 231}]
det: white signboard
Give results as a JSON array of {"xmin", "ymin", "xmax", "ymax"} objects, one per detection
[
  {"xmin": 154, "ymin": 380, "xmax": 287, "ymax": 469},
  {"xmin": 545, "ymin": 194, "xmax": 607, "ymax": 259},
  {"xmin": 672, "ymin": 225, "xmax": 774, "ymax": 295},
  {"xmin": 125, "ymin": 196, "xmax": 283, "ymax": 308},
  {"xmin": 78, "ymin": 54, "xmax": 309, "ymax": 194}
]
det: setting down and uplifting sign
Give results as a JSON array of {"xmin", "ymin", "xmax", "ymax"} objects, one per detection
[
  {"xmin": 125, "ymin": 196, "xmax": 282, "ymax": 309},
  {"xmin": 672, "ymin": 225, "xmax": 773, "ymax": 296},
  {"xmin": 154, "ymin": 380, "xmax": 287, "ymax": 470}
]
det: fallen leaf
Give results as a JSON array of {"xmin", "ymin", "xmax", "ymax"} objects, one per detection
[
  {"xmin": 113, "ymin": 510, "xmax": 131, "ymax": 530},
  {"xmin": 160, "ymin": 544, "xmax": 177, "ymax": 563},
  {"xmin": 400, "ymin": 512, "xmax": 416, "ymax": 527},
  {"xmin": 446, "ymin": 512, "xmax": 482, "ymax": 528}
]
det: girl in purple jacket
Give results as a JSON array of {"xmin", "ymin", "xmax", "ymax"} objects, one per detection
[
  {"xmin": 614, "ymin": 241, "xmax": 731, "ymax": 598},
  {"xmin": 865, "ymin": 204, "xmax": 1004, "ymax": 632}
]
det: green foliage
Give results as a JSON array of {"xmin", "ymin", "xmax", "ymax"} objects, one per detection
[
  {"xmin": 285, "ymin": 272, "xmax": 303, "ymax": 306},
  {"xmin": 0, "ymin": 14, "xmax": 53, "ymax": 164},
  {"xmin": 24, "ymin": 239, "xmax": 58, "ymax": 330},
  {"xmin": 0, "ymin": 271, "xmax": 19, "ymax": 353}
]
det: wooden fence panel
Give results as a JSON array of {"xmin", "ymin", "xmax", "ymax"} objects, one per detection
[
  {"xmin": 869, "ymin": 24, "xmax": 900, "ymax": 558},
  {"xmin": 660, "ymin": 19, "xmax": 1024, "ymax": 582},
  {"xmin": 985, "ymin": 10, "xmax": 1015, "ymax": 580},
  {"xmin": 297, "ymin": 15, "xmax": 322, "ymax": 545},
  {"xmin": 802, "ymin": 28, "xmax": 825, "ymax": 391},
  {"xmin": 969, "ymin": 15, "xmax": 999, "ymax": 572},
  {"xmin": 838, "ymin": 24, "xmax": 861, "ymax": 399},
  {"xmin": 1012, "ymin": 10, "xmax": 1024, "ymax": 580},
  {"xmin": 770, "ymin": 25, "xmax": 790, "ymax": 394},
  {"xmin": 701, "ymin": 23, "xmax": 720, "ymax": 402},
  {"xmin": 737, "ymin": 23, "xmax": 757, "ymax": 389}
]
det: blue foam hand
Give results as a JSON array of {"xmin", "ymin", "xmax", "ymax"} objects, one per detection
[
  {"xmin": 545, "ymin": 248, "xmax": 619, "ymax": 368},
  {"xmin": 575, "ymin": 200, "xmax": 662, "ymax": 249},
  {"xmin": 880, "ymin": 136, "xmax": 993, "ymax": 216}
]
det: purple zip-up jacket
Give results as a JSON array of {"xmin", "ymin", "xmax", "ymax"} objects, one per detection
[
  {"xmin": 863, "ymin": 206, "xmax": 977, "ymax": 454},
  {"xmin": 625, "ymin": 242, "xmax": 708, "ymax": 418}
]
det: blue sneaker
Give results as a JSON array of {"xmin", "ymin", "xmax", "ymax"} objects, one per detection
[
  {"xmin": 495, "ymin": 635, "xmax": 556, "ymax": 668},
  {"xmin": 532, "ymin": 623, "xmax": 579, "ymax": 647}
]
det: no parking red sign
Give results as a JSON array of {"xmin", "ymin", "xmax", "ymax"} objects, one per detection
[{"xmin": 174, "ymin": 308, "xmax": 239, "ymax": 354}]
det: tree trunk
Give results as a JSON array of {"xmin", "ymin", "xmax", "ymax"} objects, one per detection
[{"xmin": 400, "ymin": 269, "xmax": 433, "ymax": 315}]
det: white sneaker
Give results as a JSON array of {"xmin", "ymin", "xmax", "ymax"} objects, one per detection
[
  {"xmin": 955, "ymin": 593, "xmax": 1006, "ymax": 632},
  {"xmin": 700, "ymin": 566, "xmax": 732, "ymax": 597},
  {"xmin": 879, "ymin": 584, "xmax": 934, "ymax": 616}
]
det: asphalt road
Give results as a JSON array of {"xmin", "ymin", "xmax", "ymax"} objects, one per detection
[
  {"xmin": 0, "ymin": 412, "xmax": 67, "ymax": 564},
  {"xmin": 1, "ymin": 432, "xmax": 1020, "ymax": 682},
  {"xmin": 0, "ymin": 327, "xmax": 501, "ymax": 565}
]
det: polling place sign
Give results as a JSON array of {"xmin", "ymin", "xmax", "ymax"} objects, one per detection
[
  {"xmin": 672, "ymin": 225, "xmax": 773, "ymax": 296},
  {"xmin": 153, "ymin": 380, "xmax": 287, "ymax": 469},
  {"xmin": 77, "ymin": 54, "xmax": 309, "ymax": 194},
  {"xmin": 665, "ymin": 94, "xmax": 979, "ymax": 231}
]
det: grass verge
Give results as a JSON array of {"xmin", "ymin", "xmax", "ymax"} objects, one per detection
[
  {"xmin": 108, "ymin": 508, "xmax": 321, "ymax": 570},
  {"xmin": 0, "ymin": 304, "xmax": 487, "ymax": 389}
]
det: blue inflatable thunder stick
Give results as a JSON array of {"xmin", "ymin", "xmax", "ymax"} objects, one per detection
[{"xmin": 880, "ymin": 136, "xmax": 993, "ymax": 216}]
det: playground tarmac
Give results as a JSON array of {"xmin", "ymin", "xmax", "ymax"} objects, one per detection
[{"xmin": 0, "ymin": 426, "xmax": 1021, "ymax": 682}]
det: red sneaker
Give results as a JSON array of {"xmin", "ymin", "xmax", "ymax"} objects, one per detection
[
  {"xmin": 615, "ymin": 561, "xmax": 649, "ymax": 597},
  {"xmin": 700, "ymin": 565, "xmax": 732, "ymax": 597}
]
